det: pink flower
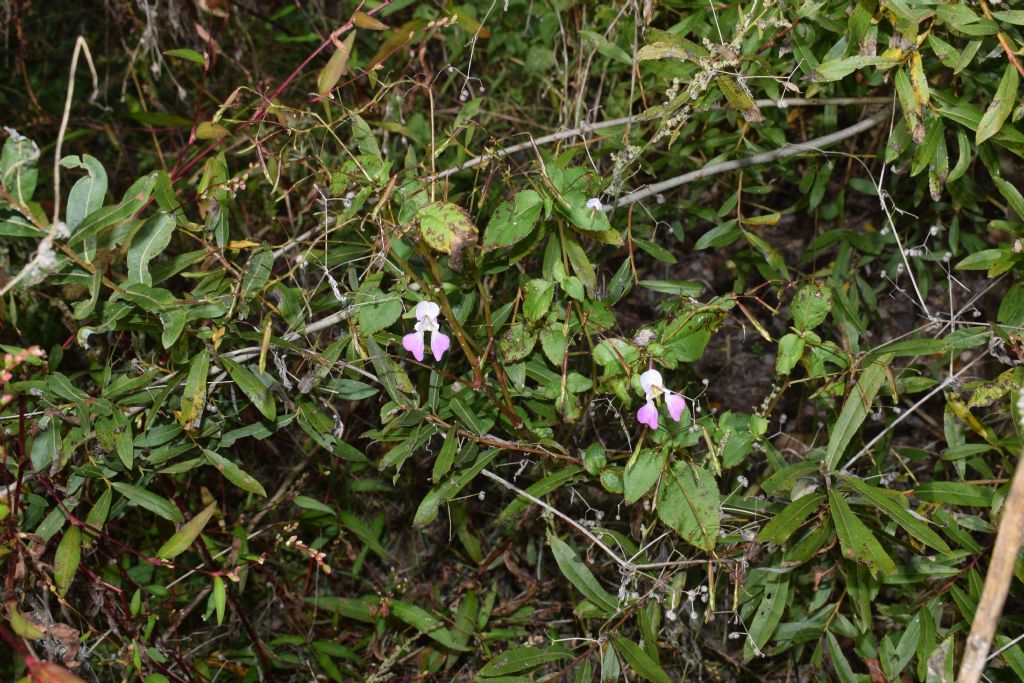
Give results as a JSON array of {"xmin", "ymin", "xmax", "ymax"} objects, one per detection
[
  {"xmin": 637, "ymin": 369, "xmax": 686, "ymax": 430},
  {"xmin": 402, "ymin": 301, "xmax": 451, "ymax": 362}
]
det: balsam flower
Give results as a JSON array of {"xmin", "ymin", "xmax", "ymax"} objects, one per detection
[
  {"xmin": 402, "ymin": 301, "xmax": 451, "ymax": 362},
  {"xmin": 636, "ymin": 368, "xmax": 685, "ymax": 430}
]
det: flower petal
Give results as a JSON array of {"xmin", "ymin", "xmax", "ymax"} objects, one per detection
[
  {"xmin": 637, "ymin": 400, "xmax": 659, "ymax": 430},
  {"xmin": 430, "ymin": 331, "xmax": 451, "ymax": 361},
  {"xmin": 639, "ymin": 369, "xmax": 664, "ymax": 400},
  {"xmin": 415, "ymin": 300, "xmax": 441, "ymax": 322},
  {"xmin": 403, "ymin": 331, "xmax": 425, "ymax": 361},
  {"xmin": 666, "ymin": 393, "xmax": 686, "ymax": 422}
]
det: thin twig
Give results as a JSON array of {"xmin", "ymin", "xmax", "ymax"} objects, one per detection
[
  {"xmin": 980, "ymin": 0, "xmax": 1024, "ymax": 78},
  {"xmin": 957, "ymin": 389, "xmax": 1024, "ymax": 683},
  {"xmin": 481, "ymin": 468, "xmax": 712, "ymax": 572},
  {"xmin": 841, "ymin": 352, "xmax": 986, "ymax": 473},
  {"xmin": 429, "ymin": 97, "xmax": 891, "ymax": 181},
  {"xmin": 614, "ymin": 106, "xmax": 892, "ymax": 208},
  {"xmin": 53, "ymin": 36, "xmax": 99, "ymax": 224}
]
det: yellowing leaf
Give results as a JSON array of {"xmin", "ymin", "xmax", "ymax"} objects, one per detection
[
  {"xmin": 317, "ymin": 32, "xmax": 356, "ymax": 96},
  {"xmin": 156, "ymin": 501, "xmax": 218, "ymax": 559},
  {"xmin": 352, "ymin": 11, "xmax": 388, "ymax": 30},
  {"xmin": 195, "ymin": 121, "xmax": 229, "ymax": 139},
  {"xmin": 418, "ymin": 201, "xmax": 479, "ymax": 267}
]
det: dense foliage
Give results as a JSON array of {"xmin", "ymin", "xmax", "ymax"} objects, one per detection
[{"xmin": 4, "ymin": 0, "xmax": 1024, "ymax": 681}]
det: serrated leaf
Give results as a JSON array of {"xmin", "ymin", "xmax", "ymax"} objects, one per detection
[
  {"xmin": 624, "ymin": 448, "xmax": 665, "ymax": 504},
  {"xmin": 791, "ymin": 283, "xmax": 832, "ymax": 331},
  {"xmin": 657, "ymin": 461, "xmax": 719, "ymax": 551},
  {"xmin": 775, "ymin": 332, "xmax": 805, "ymax": 375},
  {"xmin": 484, "ymin": 190, "xmax": 543, "ymax": 249},
  {"xmin": 418, "ymin": 202, "xmax": 478, "ymax": 266},
  {"xmin": 156, "ymin": 502, "xmax": 217, "ymax": 559}
]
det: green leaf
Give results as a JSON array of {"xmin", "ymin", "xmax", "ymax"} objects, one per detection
[
  {"xmin": 756, "ymin": 493, "xmax": 823, "ymax": 544},
  {"xmin": 638, "ymin": 280, "xmax": 703, "ymax": 297},
  {"xmin": 812, "ymin": 56, "xmax": 896, "ymax": 82},
  {"xmin": 548, "ymin": 533, "xmax": 618, "ymax": 613},
  {"xmin": 956, "ymin": 248, "xmax": 1012, "ymax": 271},
  {"xmin": 389, "ymin": 600, "xmax": 471, "ymax": 651},
  {"xmin": 84, "ymin": 487, "xmax": 112, "ymax": 533},
  {"xmin": 62, "ymin": 154, "xmax": 107, "ymax": 231},
  {"xmin": 54, "ymin": 526, "xmax": 82, "ymax": 596},
  {"xmin": 775, "ymin": 333, "xmax": 805, "ymax": 375},
  {"xmin": 156, "ymin": 502, "xmax": 217, "ymax": 560},
  {"xmin": 480, "ymin": 646, "xmax": 571, "ymax": 677},
  {"xmin": 995, "ymin": 176, "xmax": 1024, "ymax": 220},
  {"xmin": 624, "ymin": 448, "xmax": 665, "ymax": 504},
  {"xmin": 212, "ymin": 576, "xmax": 226, "ymax": 625},
  {"xmin": 418, "ymin": 202, "xmax": 479, "ymax": 265},
  {"xmin": 112, "ymin": 482, "xmax": 183, "ymax": 523},
  {"xmin": 824, "ymin": 354, "xmax": 891, "ymax": 470},
  {"xmin": 839, "ymin": 475, "xmax": 952, "ymax": 553},
  {"xmin": 484, "ymin": 190, "xmax": 543, "ymax": 249},
  {"xmin": 413, "ymin": 449, "xmax": 499, "ymax": 526},
  {"xmin": 356, "ymin": 273, "xmax": 402, "ymax": 335},
  {"xmin": 317, "ymin": 33, "xmax": 355, "ymax": 95},
  {"xmin": 1, "ymin": 129, "xmax": 40, "ymax": 204},
  {"xmin": 523, "ymin": 278, "xmax": 555, "ymax": 323},
  {"xmin": 657, "ymin": 462, "xmax": 720, "ymax": 551},
  {"xmin": 610, "ymin": 635, "xmax": 671, "ymax": 683},
  {"xmin": 163, "ymin": 48, "xmax": 206, "ymax": 64},
  {"xmin": 432, "ymin": 426, "xmax": 459, "ymax": 481},
  {"xmin": 827, "ymin": 631, "xmax": 860, "ymax": 683},
  {"xmin": 497, "ymin": 466, "xmax": 582, "ymax": 522},
  {"xmin": 977, "ymin": 62, "xmax": 1019, "ymax": 144},
  {"xmin": 828, "ymin": 490, "xmax": 896, "ymax": 576},
  {"xmin": 695, "ymin": 222, "xmax": 742, "ymax": 250},
  {"xmin": 220, "ymin": 357, "xmax": 276, "ymax": 421},
  {"xmin": 790, "ymin": 283, "xmax": 832, "ymax": 331},
  {"xmin": 914, "ymin": 481, "xmax": 993, "ymax": 507},
  {"xmin": 338, "ymin": 511, "xmax": 389, "ymax": 560},
  {"xmin": 178, "ymin": 350, "xmax": 210, "ymax": 430},
  {"xmin": 743, "ymin": 572, "xmax": 790, "ymax": 660},
  {"xmin": 127, "ymin": 212, "xmax": 175, "ymax": 286},
  {"xmin": 203, "ymin": 449, "xmax": 267, "ymax": 497}
]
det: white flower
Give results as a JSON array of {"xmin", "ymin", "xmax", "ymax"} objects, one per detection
[{"xmin": 585, "ymin": 197, "xmax": 604, "ymax": 211}]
